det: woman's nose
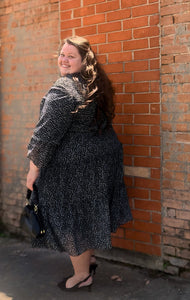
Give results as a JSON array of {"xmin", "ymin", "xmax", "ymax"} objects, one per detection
[{"xmin": 62, "ymin": 56, "xmax": 68, "ymax": 62}]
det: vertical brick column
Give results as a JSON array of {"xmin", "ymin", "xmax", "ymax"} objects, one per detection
[
  {"xmin": 0, "ymin": 0, "xmax": 59, "ymax": 232},
  {"xmin": 161, "ymin": 0, "xmax": 190, "ymax": 276},
  {"xmin": 60, "ymin": 0, "xmax": 161, "ymax": 257}
]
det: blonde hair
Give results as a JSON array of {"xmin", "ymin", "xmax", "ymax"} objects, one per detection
[{"xmin": 60, "ymin": 36, "xmax": 115, "ymax": 128}]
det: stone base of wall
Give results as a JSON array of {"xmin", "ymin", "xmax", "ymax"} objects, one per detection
[
  {"xmin": 97, "ymin": 247, "xmax": 190, "ymax": 279},
  {"xmin": 97, "ymin": 247, "xmax": 164, "ymax": 273}
]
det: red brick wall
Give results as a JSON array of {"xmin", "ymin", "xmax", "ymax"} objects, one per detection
[
  {"xmin": 161, "ymin": 0, "xmax": 190, "ymax": 277},
  {"xmin": 0, "ymin": 0, "xmax": 59, "ymax": 232},
  {"xmin": 59, "ymin": 0, "xmax": 161, "ymax": 257},
  {"xmin": 2, "ymin": 0, "xmax": 190, "ymax": 276}
]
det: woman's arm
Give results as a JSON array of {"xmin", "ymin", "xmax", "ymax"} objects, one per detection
[
  {"xmin": 26, "ymin": 160, "xmax": 40, "ymax": 190},
  {"xmin": 27, "ymin": 83, "xmax": 77, "ymax": 169}
]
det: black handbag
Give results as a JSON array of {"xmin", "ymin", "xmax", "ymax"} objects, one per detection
[{"xmin": 20, "ymin": 184, "xmax": 45, "ymax": 238}]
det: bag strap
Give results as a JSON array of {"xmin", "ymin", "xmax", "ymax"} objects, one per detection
[{"xmin": 26, "ymin": 184, "xmax": 39, "ymax": 206}]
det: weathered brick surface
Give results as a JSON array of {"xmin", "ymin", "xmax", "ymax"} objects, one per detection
[
  {"xmin": 1, "ymin": 0, "xmax": 189, "ymax": 275},
  {"xmin": 0, "ymin": 0, "xmax": 59, "ymax": 232},
  {"xmin": 161, "ymin": 0, "xmax": 190, "ymax": 275},
  {"xmin": 0, "ymin": 0, "xmax": 162, "ymax": 260}
]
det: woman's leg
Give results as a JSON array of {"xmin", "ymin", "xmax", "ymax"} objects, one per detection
[{"xmin": 66, "ymin": 249, "xmax": 92, "ymax": 288}]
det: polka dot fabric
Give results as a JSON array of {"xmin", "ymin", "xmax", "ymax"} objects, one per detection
[{"xmin": 27, "ymin": 74, "xmax": 132, "ymax": 256}]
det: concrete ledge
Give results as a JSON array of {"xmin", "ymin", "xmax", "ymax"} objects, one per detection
[{"xmin": 96, "ymin": 247, "xmax": 164, "ymax": 272}]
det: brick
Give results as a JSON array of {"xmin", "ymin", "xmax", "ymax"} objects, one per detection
[
  {"xmin": 124, "ymin": 104, "xmax": 149, "ymax": 113},
  {"xmin": 151, "ymin": 104, "xmax": 160, "ymax": 114},
  {"xmin": 61, "ymin": 18, "xmax": 81, "ymax": 30},
  {"xmin": 113, "ymin": 83, "xmax": 124, "ymax": 93},
  {"xmin": 150, "ymin": 37, "xmax": 160, "ymax": 48},
  {"xmin": 74, "ymin": 6, "xmax": 95, "ymax": 18},
  {"xmin": 98, "ymin": 21, "xmax": 121, "ymax": 33},
  {"xmin": 134, "ymin": 71, "xmax": 160, "ymax": 82},
  {"xmin": 152, "ymin": 212, "xmax": 161, "ymax": 224},
  {"xmin": 134, "ymin": 93, "xmax": 160, "ymax": 103},
  {"xmin": 152, "ymin": 234, "xmax": 161, "ymax": 245},
  {"xmin": 151, "ymin": 147, "xmax": 161, "ymax": 157},
  {"xmin": 123, "ymin": 39, "xmax": 148, "ymax": 51},
  {"xmin": 75, "ymin": 25, "xmax": 97, "ymax": 36},
  {"xmin": 125, "ymin": 61, "xmax": 148, "ymax": 72},
  {"xmin": 124, "ymin": 125, "xmax": 149, "ymax": 135},
  {"xmin": 150, "ymin": 15, "xmax": 159, "ymax": 26},
  {"xmin": 128, "ymin": 188, "xmax": 149, "ymax": 199},
  {"xmin": 163, "ymin": 45, "xmax": 188, "ymax": 55},
  {"xmin": 109, "ymin": 73, "xmax": 132, "ymax": 83},
  {"xmin": 150, "ymin": 82, "xmax": 160, "ymax": 92},
  {"xmin": 108, "ymin": 52, "xmax": 132, "ymax": 63},
  {"xmin": 103, "ymin": 63, "xmax": 123, "ymax": 73},
  {"xmin": 125, "ymin": 83, "xmax": 149, "ymax": 93},
  {"xmin": 135, "ymin": 157, "xmax": 160, "ymax": 168},
  {"xmin": 151, "ymin": 126, "xmax": 160, "ymax": 136},
  {"xmin": 132, "ymin": 4, "xmax": 159, "ymax": 17},
  {"xmin": 111, "ymin": 237, "xmax": 134, "ymax": 250},
  {"xmin": 175, "ymin": 12, "xmax": 190, "ymax": 24},
  {"xmin": 98, "ymin": 42, "xmax": 122, "ymax": 54},
  {"xmin": 163, "ymin": 246, "xmax": 176, "ymax": 256},
  {"xmin": 126, "ymin": 230, "xmax": 151, "ymax": 242},
  {"xmin": 161, "ymin": 4, "xmax": 187, "ymax": 17},
  {"xmin": 107, "ymin": 9, "xmax": 131, "ymax": 22},
  {"xmin": 163, "ymin": 217, "xmax": 190, "ymax": 230},
  {"xmin": 108, "ymin": 30, "xmax": 132, "ymax": 42},
  {"xmin": 60, "ymin": 0, "xmax": 81, "ymax": 10},
  {"xmin": 175, "ymin": 54, "xmax": 190, "ymax": 63},
  {"xmin": 60, "ymin": 10, "xmax": 72, "ymax": 20},
  {"xmin": 132, "ymin": 210, "xmax": 151, "ymax": 221},
  {"xmin": 87, "ymin": 34, "xmax": 106, "ymax": 45},
  {"xmin": 151, "ymin": 190, "xmax": 161, "ymax": 201},
  {"xmin": 112, "ymin": 124, "xmax": 123, "ymax": 134},
  {"xmin": 113, "ymin": 114, "xmax": 133, "ymax": 124},
  {"xmin": 60, "ymin": 29, "xmax": 73, "ymax": 40},
  {"xmin": 121, "ymin": 0, "xmax": 147, "ymax": 8},
  {"xmin": 135, "ymin": 177, "xmax": 160, "ymax": 189},
  {"xmin": 135, "ymin": 199, "xmax": 161, "ymax": 211},
  {"xmin": 115, "ymin": 94, "xmax": 132, "ymax": 103},
  {"xmin": 135, "ymin": 242, "xmax": 161, "ymax": 256},
  {"xmin": 115, "ymin": 103, "xmax": 123, "ymax": 113},
  {"xmin": 134, "ymin": 26, "xmax": 159, "ymax": 39},
  {"xmin": 83, "ymin": 0, "xmax": 104, "ymax": 5},
  {"xmin": 176, "ymin": 210, "xmax": 190, "ymax": 220},
  {"xmin": 112, "ymin": 227, "xmax": 125, "ymax": 238},
  {"xmin": 123, "ymin": 16, "xmax": 148, "ymax": 29},
  {"xmin": 83, "ymin": 14, "xmax": 105, "ymax": 26},
  {"xmin": 124, "ymin": 166, "xmax": 150, "ymax": 178},
  {"xmin": 134, "ymin": 221, "xmax": 161, "ymax": 234},
  {"xmin": 96, "ymin": 0, "xmax": 120, "ymax": 13},
  {"xmin": 134, "ymin": 48, "xmax": 160, "ymax": 60},
  {"xmin": 135, "ymin": 115, "xmax": 160, "ymax": 125}
]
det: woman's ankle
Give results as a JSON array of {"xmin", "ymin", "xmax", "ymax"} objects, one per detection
[{"xmin": 90, "ymin": 255, "xmax": 96, "ymax": 264}]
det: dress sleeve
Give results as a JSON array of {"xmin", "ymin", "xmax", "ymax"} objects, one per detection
[{"xmin": 27, "ymin": 86, "xmax": 76, "ymax": 168}]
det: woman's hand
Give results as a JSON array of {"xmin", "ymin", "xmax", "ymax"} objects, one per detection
[{"xmin": 26, "ymin": 161, "xmax": 40, "ymax": 190}]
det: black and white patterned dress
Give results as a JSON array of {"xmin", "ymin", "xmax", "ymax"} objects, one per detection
[{"xmin": 27, "ymin": 73, "xmax": 132, "ymax": 256}]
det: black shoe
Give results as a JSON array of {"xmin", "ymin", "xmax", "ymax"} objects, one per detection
[
  {"xmin": 89, "ymin": 262, "xmax": 98, "ymax": 275},
  {"xmin": 89, "ymin": 255, "xmax": 98, "ymax": 275},
  {"xmin": 57, "ymin": 274, "xmax": 92, "ymax": 292}
]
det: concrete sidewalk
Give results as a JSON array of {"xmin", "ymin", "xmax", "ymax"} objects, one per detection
[{"xmin": 0, "ymin": 237, "xmax": 190, "ymax": 300}]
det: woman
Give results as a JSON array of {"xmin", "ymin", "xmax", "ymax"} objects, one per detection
[{"xmin": 26, "ymin": 36, "xmax": 132, "ymax": 291}]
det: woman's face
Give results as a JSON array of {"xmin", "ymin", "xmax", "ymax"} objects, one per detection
[{"xmin": 58, "ymin": 43, "xmax": 83, "ymax": 76}]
